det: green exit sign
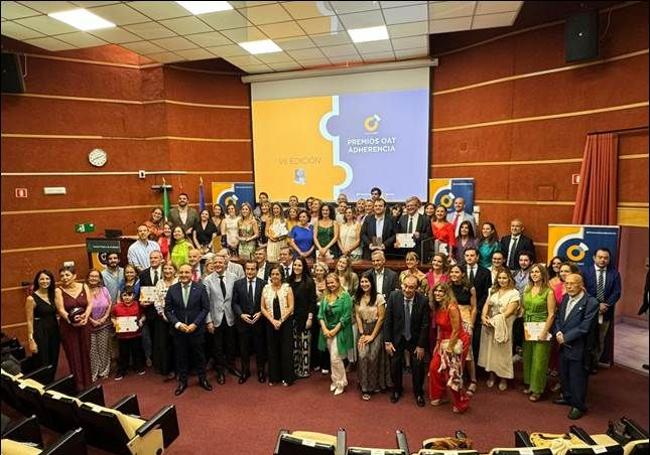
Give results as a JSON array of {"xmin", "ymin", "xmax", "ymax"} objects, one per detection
[{"xmin": 75, "ymin": 223, "xmax": 95, "ymax": 233}]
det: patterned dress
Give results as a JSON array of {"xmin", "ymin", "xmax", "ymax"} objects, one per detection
[
  {"xmin": 238, "ymin": 220, "xmax": 257, "ymax": 260},
  {"xmin": 355, "ymin": 294, "xmax": 391, "ymax": 393},
  {"xmin": 89, "ymin": 286, "xmax": 113, "ymax": 381}
]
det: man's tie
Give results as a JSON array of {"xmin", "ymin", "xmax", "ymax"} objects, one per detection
[
  {"xmin": 219, "ymin": 275, "xmax": 227, "ymax": 298},
  {"xmin": 597, "ymin": 269, "xmax": 605, "ymax": 303},
  {"xmin": 248, "ymin": 280, "xmax": 254, "ymax": 312},
  {"xmin": 182, "ymin": 284, "xmax": 190, "ymax": 308},
  {"xmin": 453, "ymin": 212, "xmax": 461, "ymax": 229},
  {"xmin": 407, "ymin": 216, "xmax": 413, "ymax": 234},
  {"xmin": 404, "ymin": 299, "xmax": 412, "ymax": 341},
  {"xmin": 469, "ymin": 266, "xmax": 476, "ymax": 283},
  {"xmin": 284, "ymin": 266, "xmax": 290, "ymax": 279},
  {"xmin": 564, "ymin": 297, "xmax": 575, "ymax": 321},
  {"xmin": 153, "ymin": 269, "xmax": 159, "ymax": 286},
  {"xmin": 508, "ymin": 237, "xmax": 519, "ymax": 269}
]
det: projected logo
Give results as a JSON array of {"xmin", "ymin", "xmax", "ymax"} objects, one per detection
[
  {"xmin": 211, "ymin": 182, "xmax": 255, "ymax": 208},
  {"xmin": 548, "ymin": 225, "xmax": 620, "ymax": 268},
  {"xmin": 428, "ymin": 178, "xmax": 475, "ymax": 214},
  {"xmin": 363, "ymin": 114, "xmax": 381, "ymax": 133}
]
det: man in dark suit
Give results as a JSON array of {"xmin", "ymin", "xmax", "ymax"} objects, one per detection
[
  {"xmin": 553, "ymin": 273, "xmax": 599, "ymax": 420},
  {"xmin": 232, "ymin": 260, "xmax": 267, "ymax": 384},
  {"xmin": 360, "ymin": 198, "xmax": 396, "ymax": 260},
  {"xmin": 254, "ymin": 247, "xmax": 272, "ymax": 283},
  {"xmin": 582, "ymin": 247, "xmax": 622, "ymax": 369},
  {"xmin": 138, "ymin": 250, "xmax": 163, "ymax": 367},
  {"xmin": 164, "ymin": 264, "xmax": 212, "ymax": 395},
  {"xmin": 463, "ymin": 248, "xmax": 491, "ymax": 360},
  {"xmin": 364, "ymin": 250, "xmax": 399, "ymax": 299},
  {"xmin": 395, "ymin": 196, "xmax": 432, "ymax": 260},
  {"xmin": 500, "ymin": 218, "xmax": 535, "ymax": 270},
  {"xmin": 383, "ymin": 275, "xmax": 430, "ymax": 407}
]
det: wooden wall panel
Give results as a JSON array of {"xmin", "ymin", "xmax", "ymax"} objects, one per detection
[
  {"xmin": 165, "ymin": 104, "xmax": 251, "ymax": 138},
  {"xmin": 163, "ymin": 67, "xmax": 250, "ymax": 106},
  {"xmin": 167, "ymin": 141, "xmax": 253, "ymax": 171}
]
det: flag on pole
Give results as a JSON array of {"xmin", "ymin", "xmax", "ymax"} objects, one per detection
[
  {"xmin": 162, "ymin": 178, "xmax": 170, "ymax": 221},
  {"xmin": 198, "ymin": 177, "xmax": 206, "ymax": 212}
]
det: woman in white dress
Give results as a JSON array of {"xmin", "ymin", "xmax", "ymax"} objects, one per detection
[
  {"xmin": 266, "ymin": 202, "xmax": 289, "ymax": 263},
  {"xmin": 338, "ymin": 206, "xmax": 362, "ymax": 260},
  {"xmin": 478, "ymin": 267, "xmax": 521, "ymax": 391},
  {"xmin": 222, "ymin": 203, "xmax": 240, "ymax": 257}
]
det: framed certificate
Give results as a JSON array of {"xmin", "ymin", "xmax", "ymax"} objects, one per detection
[
  {"xmin": 139, "ymin": 286, "xmax": 156, "ymax": 304},
  {"xmin": 396, "ymin": 233, "xmax": 415, "ymax": 249},
  {"xmin": 524, "ymin": 322, "xmax": 551, "ymax": 341},
  {"xmin": 115, "ymin": 316, "xmax": 139, "ymax": 333}
]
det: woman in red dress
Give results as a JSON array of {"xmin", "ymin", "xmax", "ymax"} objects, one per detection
[
  {"xmin": 431, "ymin": 205, "xmax": 456, "ymax": 255},
  {"xmin": 428, "ymin": 283, "xmax": 470, "ymax": 413},
  {"xmin": 55, "ymin": 266, "xmax": 93, "ymax": 390}
]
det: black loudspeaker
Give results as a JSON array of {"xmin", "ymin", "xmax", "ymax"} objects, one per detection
[
  {"xmin": 565, "ymin": 11, "xmax": 599, "ymax": 62},
  {"xmin": 1, "ymin": 53, "xmax": 26, "ymax": 93}
]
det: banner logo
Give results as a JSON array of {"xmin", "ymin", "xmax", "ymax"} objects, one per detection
[{"xmin": 363, "ymin": 114, "xmax": 381, "ymax": 133}]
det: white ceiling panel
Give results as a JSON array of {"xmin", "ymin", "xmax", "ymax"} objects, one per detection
[
  {"xmin": 200, "ymin": 9, "xmax": 251, "ymax": 30},
  {"xmin": 380, "ymin": 1, "xmax": 427, "ymax": 8},
  {"xmin": 159, "ymin": 16, "xmax": 213, "ymax": 35},
  {"xmin": 429, "ymin": 16, "xmax": 473, "ymax": 33},
  {"xmin": 382, "ymin": 4, "xmax": 428, "ymax": 25},
  {"xmin": 310, "ymin": 31, "xmax": 351, "ymax": 47},
  {"xmin": 23, "ymin": 36, "xmax": 76, "ymax": 50},
  {"xmin": 220, "ymin": 26, "xmax": 267, "ymax": 42},
  {"xmin": 328, "ymin": 53, "xmax": 362, "ymax": 64},
  {"xmin": 258, "ymin": 20, "xmax": 305, "ymax": 39},
  {"xmin": 429, "ymin": 1, "xmax": 476, "ymax": 20},
  {"xmin": 146, "ymin": 50, "xmax": 184, "ymax": 63},
  {"xmin": 2, "ymin": 2, "xmax": 40, "ymax": 20},
  {"xmin": 475, "ymin": 1, "xmax": 523, "ymax": 15},
  {"xmin": 240, "ymin": 3, "xmax": 292, "ymax": 25},
  {"xmin": 320, "ymin": 43, "xmax": 357, "ymax": 57},
  {"xmin": 391, "ymin": 34, "xmax": 427, "ymax": 50},
  {"xmin": 89, "ymin": 26, "xmax": 142, "ymax": 43},
  {"xmin": 266, "ymin": 60, "xmax": 303, "ymax": 71},
  {"xmin": 14, "ymin": 14, "xmax": 79, "ymax": 35},
  {"xmin": 300, "ymin": 56, "xmax": 331, "ymax": 67},
  {"xmin": 185, "ymin": 31, "xmax": 231, "ymax": 47},
  {"xmin": 120, "ymin": 40, "xmax": 165, "ymax": 54},
  {"xmin": 328, "ymin": 1, "xmax": 380, "ymax": 15},
  {"xmin": 229, "ymin": 1, "xmax": 279, "ymax": 8},
  {"xmin": 71, "ymin": 1, "xmax": 120, "ymax": 7},
  {"xmin": 56, "ymin": 31, "xmax": 107, "ymax": 47},
  {"xmin": 237, "ymin": 63, "xmax": 271, "ymax": 73},
  {"xmin": 281, "ymin": 1, "xmax": 335, "ymax": 20},
  {"xmin": 224, "ymin": 54, "xmax": 264, "ymax": 65},
  {"xmin": 286, "ymin": 47, "xmax": 325, "ymax": 59},
  {"xmin": 275, "ymin": 35, "xmax": 316, "ymax": 50},
  {"xmin": 127, "ymin": 1, "xmax": 190, "ymax": 20},
  {"xmin": 388, "ymin": 21, "xmax": 428, "ymax": 38},
  {"xmin": 1, "ymin": 21, "xmax": 45, "ymax": 39},
  {"xmin": 151, "ymin": 36, "xmax": 197, "ymax": 51},
  {"xmin": 297, "ymin": 16, "xmax": 343, "ymax": 35},
  {"xmin": 18, "ymin": 1, "xmax": 78, "ymax": 14},
  {"xmin": 472, "ymin": 11, "xmax": 518, "ymax": 29},
  {"xmin": 255, "ymin": 51, "xmax": 294, "ymax": 63},
  {"xmin": 87, "ymin": 3, "xmax": 150, "ymax": 26},
  {"xmin": 354, "ymin": 39, "xmax": 393, "ymax": 54},
  {"xmin": 338, "ymin": 10, "xmax": 385, "ymax": 29},
  {"xmin": 394, "ymin": 46, "xmax": 429, "ymax": 58},
  {"xmin": 175, "ymin": 47, "xmax": 215, "ymax": 60},
  {"xmin": 206, "ymin": 43, "xmax": 250, "ymax": 57},
  {"xmin": 361, "ymin": 50, "xmax": 396, "ymax": 62},
  {"xmin": 123, "ymin": 21, "xmax": 177, "ymax": 39}
]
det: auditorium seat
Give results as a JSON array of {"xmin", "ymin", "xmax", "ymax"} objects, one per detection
[
  {"xmin": 1, "ymin": 414, "xmax": 87, "ymax": 455},
  {"xmin": 1, "ymin": 366, "xmax": 54, "ymax": 416},
  {"xmin": 41, "ymin": 383, "xmax": 104, "ymax": 433},
  {"xmin": 275, "ymin": 428, "xmax": 346, "ymax": 455},
  {"xmin": 75, "ymin": 394, "xmax": 179, "ymax": 455},
  {"xmin": 347, "ymin": 429, "xmax": 410, "ymax": 455}
]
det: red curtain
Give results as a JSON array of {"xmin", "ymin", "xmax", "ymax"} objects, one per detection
[{"xmin": 572, "ymin": 133, "xmax": 619, "ymax": 225}]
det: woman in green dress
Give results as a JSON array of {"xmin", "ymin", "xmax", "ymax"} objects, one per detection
[
  {"xmin": 318, "ymin": 272, "xmax": 353, "ymax": 395},
  {"xmin": 313, "ymin": 204, "xmax": 340, "ymax": 260},
  {"xmin": 522, "ymin": 263, "xmax": 557, "ymax": 402}
]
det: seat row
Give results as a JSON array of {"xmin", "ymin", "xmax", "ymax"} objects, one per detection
[
  {"xmin": 1, "ymin": 414, "xmax": 86, "ymax": 455},
  {"xmin": 1, "ymin": 365, "xmax": 180, "ymax": 455},
  {"xmin": 274, "ymin": 420, "xmax": 649, "ymax": 455}
]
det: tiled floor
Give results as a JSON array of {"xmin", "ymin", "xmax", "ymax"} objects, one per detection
[{"xmin": 614, "ymin": 321, "xmax": 649, "ymax": 373}]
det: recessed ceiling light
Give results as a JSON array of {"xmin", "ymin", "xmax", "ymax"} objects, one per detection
[
  {"xmin": 239, "ymin": 39, "xmax": 282, "ymax": 55},
  {"xmin": 348, "ymin": 25, "xmax": 389, "ymax": 43},
  {"xmin": 48, "ymin": 9, "xmax": 115, "ymax": 31},
  {"xmin": 176, "ymin": 1, "xmax": 233, "ymax": 15}
]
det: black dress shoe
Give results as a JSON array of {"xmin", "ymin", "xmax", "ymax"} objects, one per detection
[
  {"xmin": 258, "ymin": 372, "xmax": 266, "ymax": 383},
  {"xmin": 216, "ymin": 373, "xmax": 226, "ymax": 385},
  {"xmin": 174, "ymin": 382, "xmax": 187, "ymax": 396},
  {"xmin": 199, "ymin": 378, "xmax": 213, "ymax": 391},
  {"xmin": 553, "ymin": 397, "xmax": 570, "ymax": 406},
  {"xmin": 416, "ymin": 395, "xmax": 426, "ymax": 407},
  {"xmin": 568, "ymin": 407, "xmax": 584, "ymax": 420},
  {"xmin": 238, "ymin": 373, "xmax": 249, "ymax": 384},
  {"xmin": 228, "ymin": 367, "xmax": 243, "ymax": 378},
  {"xmin": 390, "ymin": 392, "xmax": 401, "ymax": 403}
]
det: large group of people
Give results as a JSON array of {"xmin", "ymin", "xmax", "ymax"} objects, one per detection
[{"xmin": 24, "ymin": 187, "xmax": 624, "ymax": 420}]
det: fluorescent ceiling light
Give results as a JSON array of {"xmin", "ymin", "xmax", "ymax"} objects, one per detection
[
  {"xmin": 48, "ymin": 9, "xmax": 115, "ymax": 31},
  {"xmin": 348, "ymin": 25, "xmax": 389, "ymax": 43},
  {"xmin": 239, "ymin": 39, "xmax": 281, "ymax": 55},
  {"xmin": 176, "ymin": 1, "xmax": 233, "ymax": 15}
]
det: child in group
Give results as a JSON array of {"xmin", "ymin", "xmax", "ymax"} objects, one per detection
[{"xmin": 111, "ymin": 286, "xmax": 146, "ymax": 380}]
